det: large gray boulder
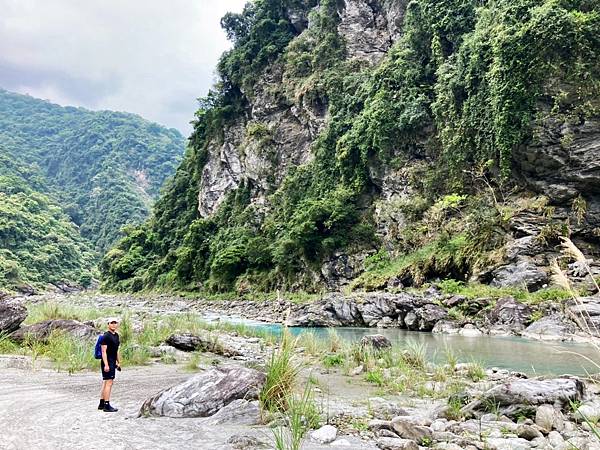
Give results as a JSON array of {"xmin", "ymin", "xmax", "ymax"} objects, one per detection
[
  {"xmin": 567, "ymin": 296, "xmax": 600, "ymax": 336},
  {"xmin": 491, "ymin": 257, "xmax": 548, "ymax": 291},
  {"xmin": 138, "ymin": 366, "xmax": 266, "ymax": 418},
  {"xmin": 521, "ymin": 314, "xmax": 578, "ymax": 341},
  {"xmin": 10, "ymin": 319, "xmax": 97, "ymax": 343},
  {"xmin": 0, "ymin": 298, "xmax": 27, "ymax": 334},
  {"xmin": 462, "ymin": 378, "xmax": 585, "ymax": 418},
  {"xmin": 361, "ymin": 334, "xmax": 392, "ymax": 351},
  {"xmin": 486, "ymin": 297, "xmax": 533, "ymax": 332}
]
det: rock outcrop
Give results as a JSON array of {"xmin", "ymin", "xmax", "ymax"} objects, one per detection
[
  {"xmin": 10, "ymin": 319, "xmax": 97, "ymax": 343},
  {"xmin": 0, "ymin": 298, "xmax": 27, "ymax": 334},
  {"xmin": 138, "ymin": 366, "xmax": 266, "ymax": 418}
]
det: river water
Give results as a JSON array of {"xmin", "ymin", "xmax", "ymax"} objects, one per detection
[{"xmin": 207, "ymin": 315, "xmax": 599, "ymax": 376}]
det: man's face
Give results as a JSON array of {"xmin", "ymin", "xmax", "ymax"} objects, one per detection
[{"xmin": 108, "ymin": 321, "xmax": 119, "ymax": 332}]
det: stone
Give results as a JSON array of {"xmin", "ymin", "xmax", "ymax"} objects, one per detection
[
  {"xmin": 522, "ymin": 314, "xmax": 578, "ymax": 341},
  {"xmin": 432, "ymin": 320, "xmax": 461, "ymax": 334},
  {"xmin": 379, "ymin": 429, "xmax": 400, "ymax": 438},
  {"xmin": 486, "ymin": 437, "xmax": 532, "ymax": 450},
  {"xmin": 459, "ymin": 324, "xmax": 483, "ymax": 337},
  {"xmin": 430, "ymin": 419, "xmax": 448, "ymax": 432},
  {"xmin": 486, "ymin": 297, "xmax": 533, "ymax": 331},
  {"xmin": 0, "ymin": 298, "xmax": 27, "ymax": 334},
  {"xmin": 165, "ymin": 333, "xmax": 243, "ymax": 357},
  {"xmin": 516, "ymin": 424, "xmax": 543, "ymax": 440},
  {"xmin": 311, "ymin": 425, "xmax": 337, "ymax": 444},
  {"xmin": 138, "ymin": 366, "xmax": 266, "ymax": 418},
  {"xmin": 376, "ymin": 437, "xmax": 419, "ymax": 450},
  {"xmin": 368, "ymin": 397, "xmax": 408, "ymax": 419},
  {"xmin": 10, "ymin": 319, "xmax": 97, "ymax": 343},
  {"xmin": 567, "ymin": 296, "xmax": 600, "ymax": 336},
  {"xmin": 200, "ymin": 399, "xmax": 260, "ymax": 425},
  {"xmin": 491, "ymin": 257, "xmax": 549, "ymax": 291},
  {"xmin": 227, "ymin": 434, "xmax": 268, "ymax": 450},
  {"xmin": 414, "ymin": 304, "xmax": 448, "ymax": 331},
  {"xmin": 361, "ymin": 334, "xmax": 392, "ymax": 351},
  {"xmin": 350, "ymin": 365, "xmax": 364, "ymax": 376},
  {"xmin": 574, "ymin": 402, "xmax": 600, "ymax": 423},
  {"xmin": 535, "ymin": 405, "xmax": 565, "ymax": 432},
  {"xmin": 462, "ymin": 378, "xmax": 584, "ymax": 418},
  {"xmin": 390, "ymin": 417, "xmax": 433, "ymax": 443},
  {"xmin": 369, "ymin": 419, "xmax": 393, "ymax": 431}
]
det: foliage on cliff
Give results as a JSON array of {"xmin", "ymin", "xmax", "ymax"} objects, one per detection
[
  {"xmin": 101, "ymin": 0, "xmax": 600, "ymax": 293},
  {"xmin": 0, "ymin": 89, "xmax": 185, "ymax": 253},
  {"xmin": 0, "ymin": 90, "xmax": 185, "ymax": 291},
  {"xmin": 0, "ymin": 155, "xmax": 96, "ymax": 290}
]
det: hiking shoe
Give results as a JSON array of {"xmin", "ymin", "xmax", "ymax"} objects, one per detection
[{"xmin": 103, "ymin": 403, "xmax": 118, "ymax": 413}]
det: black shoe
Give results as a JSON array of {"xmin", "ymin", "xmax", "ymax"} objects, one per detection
[
  {"xmin": 98, "ymin": 400, "xmax": 105, "ymax": 410},
  {"xmin": 103, "ymin": 403, "xmax": 118, "ymax": 412}
]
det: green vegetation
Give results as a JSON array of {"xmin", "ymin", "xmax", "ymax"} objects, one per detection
[
  {"xmin": 0, "ymin": 89, "xmax": 184, "ymax": 291},
  {"xmin": 102, "ymin": 0, "xmax": 600, "ymax": 294}
]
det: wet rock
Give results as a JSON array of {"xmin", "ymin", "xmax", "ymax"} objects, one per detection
[
  {"xmin": 486, "ymin": 297, "xmax": 533, "ymax": 332},
  {"xmin": 390, "ymin": 417, "xmax": 432, "ymax": 443},
  {"xmin": 491, "ymin": 257, "xmax": 548, "ymax": 291},
  {"xmin": 201, "ymin": 399, "xmax": 260, "ymax": 425},
  {"xmin": 432, "ymin": 320, "xmax": 461, "ymax": 334},
  {"xmin": 463, "ymin": 378, "xmax": 584, "ymax": 418},
  {"xmin": 361, "ymin": 334, "xmax": 392, "ymax": 351},
  {"xmin": 567, "ymin": 296, "xmax": 600, "ymax": 336},
  {"xmin": 311, "ymin": 425, "xmax": 337, "ymax": 444},
  {"xmin": 10, "ymin": 319, "xmax": 97, "ymax": 343},
  {"xmin": 0, "ymin": 298, "xmax": 27, "ymax": 334},
  {"xmin": 138, "ymin": 366, "xmax": 266, "ymax": 418},
  {"xmin": 459, "ymin": 324, "xmax": 483, "ymax": 337},
  {"xmin": 521, "ymin": 314, "xmax": 578, "ymax": 341},
  {"xmin": 376, "ymin": 437, "xmax": 419, "ymax": 450}
]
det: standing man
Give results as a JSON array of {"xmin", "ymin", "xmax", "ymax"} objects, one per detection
[{"xmin": 99, "ymin": 318, "xmax": 121, "ymax": 412}]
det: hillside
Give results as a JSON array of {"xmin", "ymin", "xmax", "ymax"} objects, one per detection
[
  {"xmin": 0, "ymin": 89, "xmax": 185, "ymax": 252},
  {"xmin": 0, "ymin": 90, "xmax": 185, "ymax": 291},
  {"xmin": 101, "ymin": 0, "xmax": 600, "ymax": 294}
]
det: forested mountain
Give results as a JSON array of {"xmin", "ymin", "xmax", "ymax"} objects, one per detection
[
  {"xmin": 102, "ymin": 0, "xmax": 599, "ymax": 294},
  {"xmin": 0, "ymin": 89, "xmax": 185, "ymax": 291}
]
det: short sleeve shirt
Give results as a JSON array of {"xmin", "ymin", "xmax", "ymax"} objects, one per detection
[{"xmin": 102, "ymin": 331, "xmax": 120, "ymax": 361}]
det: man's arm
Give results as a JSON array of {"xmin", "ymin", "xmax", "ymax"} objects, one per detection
[
  {"xmin": 116, "ymin": 349, "xmax": 121, "ymax": 367},
  {"xmin": 101, "ymin": 344, "xmax": 109, "ymax": 371}
]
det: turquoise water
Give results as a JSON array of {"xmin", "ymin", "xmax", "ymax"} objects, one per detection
[{"xmin": 207, "ymin": 315, "xmax": 599, "ymax": 376}]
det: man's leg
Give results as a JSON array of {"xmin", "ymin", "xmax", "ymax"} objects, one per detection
[{"xmin": 102, "ymin": 379, "xmax": 113, "ymax": 401}]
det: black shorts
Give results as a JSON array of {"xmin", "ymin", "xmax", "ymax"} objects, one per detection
[{"xmin": 101, "ymin": 360, "xmax": 116, "ymax": 380}]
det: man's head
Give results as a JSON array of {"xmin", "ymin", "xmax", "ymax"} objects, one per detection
[{"xmin": 107, "ymin": 318, "xmax": 119, "ymax": 332}]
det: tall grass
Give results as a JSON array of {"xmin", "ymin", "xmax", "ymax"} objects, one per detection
[
  {"xmin": 25, "ymin": 301, "xmax": 120, "ymax": 324},
  {"xmin": 272, "ymin": 383, "xmax": 321, "ymax": 450},
  {"xmin": 260, "ymin": 330, "xmax": 301, "ymax": 412}
]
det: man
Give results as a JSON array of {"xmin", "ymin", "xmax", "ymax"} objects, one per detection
[{"xmin": 99, "ymin": 318, "xmax": 121, "ymax": 412}]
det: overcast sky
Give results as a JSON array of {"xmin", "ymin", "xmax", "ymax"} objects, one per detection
[{"xmin": 0, "ymin": 0, "xmax": 247, "ymax": 135}]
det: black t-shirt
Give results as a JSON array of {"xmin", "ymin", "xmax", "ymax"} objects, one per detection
[{"xmin": 102, "ymin": 331, "xmax": 120, "ymax": 361}]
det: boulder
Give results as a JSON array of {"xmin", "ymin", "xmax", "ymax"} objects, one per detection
[
  {"xmin": 165, "ymin": 333, "xmax": 243, "ymax": 357},
  {"xmin": 432, "ymin": 320, "xmax": 461, "ymax": 334},
  {"xmin": 491, "ymin": 257, "xmax": 548, "ymax": 291},
  {"xmin": 138, "ymin": 366, "xmax": 266, "ymax": 418},
  {"xmin": 567, "ymin": 296, "xmax": 600, "ymax": 336},
  {"xmin": 10, "ymin": 319, "xmax": 97, "ymax": 343},
  {"xmin": 463, "ymin": 378, "xmax": 584, "ymax": 418},
  {"xmin": 516, "ymin": 424, "xmax": 543, "ymax": 440},
  {"xmin": 311, "ymin": 425, "xmax": 337, "ymax": 444},
  {"xmin": 391, "ymin": 417, "xmax": 433, "ymax": 443},
  {"xmin": 361, "ymin": 334, "xmax": 392, "ymax": 351},
  {"xmin": 414, "ymin": 304, "xmax": 448, "ymax": 331},
  {"xmin": 201, "ymin": 399, "xmax": 261, "ymax": 425},
  {"xmin": 0, "ymin": 298, "xmax": 27, "ymax": 334},
  {"xmin": 486, "ymin": 297, "xmax": 533, "ymax": 331},
  {"xmin": 522, "ymin": 314, "xmax": 577, "ymax": 341},
  {"xmin": 535, "ymin": 404, "xmax": 565, "ymax": 432},
  {"xmin": 227, "ymin": 434, "xmax": 268, "ymax": 450},
  {"xmin": 376, "ymin": 437, "xmax": 419, "ymax": 450}
]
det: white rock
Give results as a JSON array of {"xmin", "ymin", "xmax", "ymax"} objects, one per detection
[
  {"xmin": 486, "ymin": 437, "xmax": 532, "ymax": 450},
  {"xmin": 311, "ymin": 425, "xmax": 337, "ymax": 444},
  {"xmin": 547, "ymin": 431, "xmax": 565, "ymax": 447},
  {"xmin": 575, "ymin": 403, "xmax": 600, "ymax": 423},
  {"xmin": 535, "ymin": 405, "xmax": 564, "ymax": 432},
  {"xmin": 430, "ymin": 419, "xmax": 447, "ymax": 432},
  {"xmin": 459, "ymin": 324, "xmax": 483, "ymax": 337},
  {"xmin": 376, "ymin": 437, "xmax": 419, "ymax": 450},
  {"xmin": 331, "ymin": 439, "xmax": 351, "ymax": 447}
]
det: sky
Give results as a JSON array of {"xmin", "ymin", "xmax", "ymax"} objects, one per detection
[{"xmin": 0, "ymin": 0, "xmax": 248, "ymax": 135}]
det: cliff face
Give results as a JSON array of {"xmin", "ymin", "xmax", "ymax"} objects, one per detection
[{"xmin": 102, "ymin": 0, "xmax": 600, "ymax": 294}]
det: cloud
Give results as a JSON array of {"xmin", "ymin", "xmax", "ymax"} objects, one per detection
[{"xmin": 0, "ymin": 0, "xmax": 247, "ymax": 134}]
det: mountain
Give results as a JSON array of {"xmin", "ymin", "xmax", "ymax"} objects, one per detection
[
  {"xmin": 101, "ymin": 0, "xmax": 600, "ymax": 294},
  {"xmin": 0, "ymin": 89, "xmax": 185, "ymax": 291}
]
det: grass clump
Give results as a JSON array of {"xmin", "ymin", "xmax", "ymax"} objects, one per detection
[
  {"xmin": 272, "ymin": 383, "xmax": 321, "ymax": 450},
  {"xmin": 260, "ymin": 330, "xmax": 301, "ymax": 413}
]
